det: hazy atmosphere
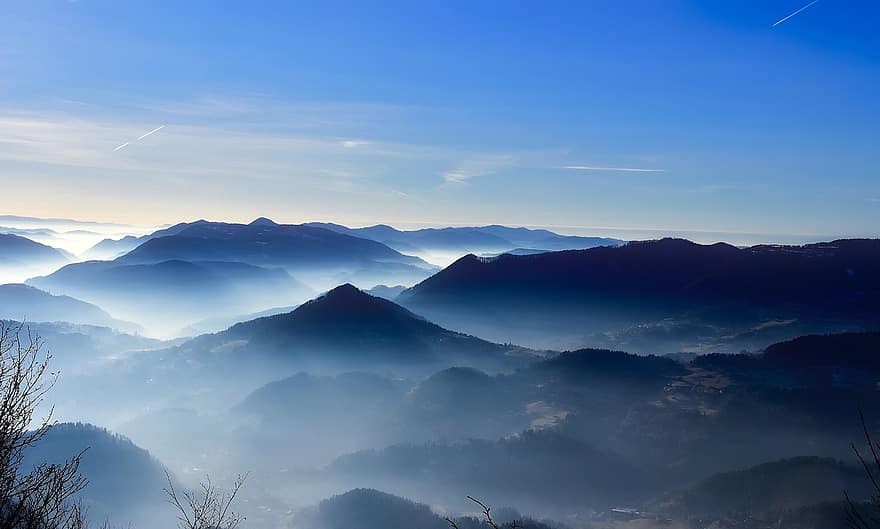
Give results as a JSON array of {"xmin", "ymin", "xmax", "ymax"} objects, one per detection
[{"xmin": 1, "ymin": 2, "xmax": 879, "ymax": 529}]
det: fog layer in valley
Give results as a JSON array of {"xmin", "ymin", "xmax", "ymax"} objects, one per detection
[{"xmin": 3, "ymin": 216, "xmax": 878, "ymax": 529}]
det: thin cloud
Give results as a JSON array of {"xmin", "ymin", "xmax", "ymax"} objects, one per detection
[
  {"xmin": 560, "ymin": 165, "xmax": 665, "ymax": 173},
  {"xmin": 772, "ymin": 0, "xmax": 819, "ymax": 27},
  {"xmin": 441, "ymin": 154, "xmax": 519, "ymax": 185},
  {"xmin": 341, "ymin": 139, "xmax": 370, "ymax": 148},
  {"xmin": 443, "ymin": 170, "xmax": 469, "ymax": 184}
]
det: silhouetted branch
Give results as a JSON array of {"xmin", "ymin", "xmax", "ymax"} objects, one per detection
[
  {"xmin": 0, "ymin": 321, "xmax": 88, "ymax": 529},
  {"xmin": 847, "ymin": 410, "xmax": 880, "ymax": 529},
  {"xmin": 466, "ymin": 496, "xmax": 520, "ymax": 529},
  {"xmin": 164, "ymin": 470, "xmax": 248, "ymax": 529}
]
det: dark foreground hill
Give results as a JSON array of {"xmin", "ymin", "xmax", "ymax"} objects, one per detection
[
  {"xmin": 297, "ymin": 488, "xmax": 553, "ymax": 529},
  {"xmin": 663, "ymin": 456, "xmax": 867, "ymax": 517},
  {"xmin": 22, "ymin": 423, "xmax": 169, "ymax": 524},
  {"xmin": 398, "ymin": 238, "xmax": 880, "ymax": 351}
]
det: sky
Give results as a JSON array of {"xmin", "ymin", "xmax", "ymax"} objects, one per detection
[{"xmin": 0, "ymin": 0, "xmax": 878, "ymax": 244}]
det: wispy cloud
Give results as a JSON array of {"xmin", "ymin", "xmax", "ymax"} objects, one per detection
[
  {"xmin": 341, "ymin": 139, "xmax": 370, "ymax": 148},
  {"xmin": 0, "ymin": 101, "xmax": 540, "ymax": 223},
  {"xmin": 441, "ymin": 154, "xmax": 519, "ymax": 185},
  {"xmin": 560, "ymin": 165, "xmax": 665, "ymax": 173},
  {"xmin": 772, "ymin": 0, "xmax": 819, "ymax": 27}
]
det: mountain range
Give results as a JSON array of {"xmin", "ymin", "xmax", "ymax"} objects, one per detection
[
  {"xmin": 398, "ymin": 238, "xmax": 880, "ymax": 351},
  {"xmin": 305, "ymin": 222, "xmax": 623, "ymax": 255}
]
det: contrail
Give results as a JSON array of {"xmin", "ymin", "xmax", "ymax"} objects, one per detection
[
  {"xmin": 772, "ymin": 0, "xmax": 819, "ymax": 27},
  {"xmin": 136, "ymin": 125, "xmax": 165, "ymax": 141},
  {"xmin": 113, "ymin": 124, "xmax": 165, "ymax": 151},
  {"xmin": 561, "ymin": 165, "xmax": 666, "ymax": 173}
]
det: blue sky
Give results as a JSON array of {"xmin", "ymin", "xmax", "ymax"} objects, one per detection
[{"xmin": 0, "ymin": 0, "xmax": 877, "ymax": 243}]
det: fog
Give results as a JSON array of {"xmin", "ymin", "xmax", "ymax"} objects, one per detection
[
  {"xmin": 3, "ymin": 222, "xmax": 877, "ymax": 529},
  {"xmin": 20, "ymin": 303, "xmax": 877, "ymax": 529}
]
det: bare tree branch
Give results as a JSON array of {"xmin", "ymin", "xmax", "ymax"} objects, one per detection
[{"xmin": 164, "ymin": 470, "xmax": 248, "ymax": 529}]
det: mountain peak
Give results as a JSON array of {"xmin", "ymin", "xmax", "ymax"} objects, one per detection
[
  {"xmin": 249, "ymin": 217, "xmax": 279, "ymax": 226},
  {"xmin": 324, "ymin": 282, "xmax": 363, "ymax": 297}
]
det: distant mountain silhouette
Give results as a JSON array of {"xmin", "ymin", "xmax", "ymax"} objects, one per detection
[
  {"xmin": 28, "ymin": 259, "xmax": 313, "ymax": 335},
  {"xmin": 364, "ymin": 284, "xmax": 406, "ymax": 300},
  {"xmin": 0, "ymin": 233, "xmax": 69, "ymax": 266},
  {"xmin": 305, "ymin": 222, "xmax": 623, "ymax": 253},
  {"xmin": 83, "ymin": 221, "xmax": 194, "ymax": 260},
  {"xmin": 0, "ymin": 283, "xmax": 133, "ymax": 330},
  {"xmin": 398, "ymin": 238, "xmax": 880, "ymax": 351},
  {"xmin": 84, "ymin": 234, "xmax": 142, "ymax": 260},
  {"xmin": 188, "ymin": 283, "xmax": 528, "ymax": 370},
  {"xmin": 115, "ymin": 220, "xmax": 431, "ymax": 271}
]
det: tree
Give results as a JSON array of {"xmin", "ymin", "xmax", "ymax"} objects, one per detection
[
  {"xmin": 0, "ymin": 322, "xmax": 249, "ymax": 529},
  {"xmin": 164, "ymin": 472, "xmax": 247, "ymax": 529},
  {"xmin": 0, "ymin": 322, "xmax": 86, "ymax": 529},
  {"xmin": 847, "ymin": 410, "xmax": 880, "ymax": 529}
]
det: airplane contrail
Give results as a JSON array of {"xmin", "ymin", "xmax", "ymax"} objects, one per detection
[
  {"xmin": 114, "ymin": 125, "xmax": 165, "ymax": 151},
  {"xmin": 772, "ymin": 0, "xmax": 819, "ymax": 27},
  {"xmin": 136, "ymin": 125, "xmax": 165, "ymax": 141},
  {"xmin": 561, "ymin": 165, "xmax": 666, "ymax": 173}
]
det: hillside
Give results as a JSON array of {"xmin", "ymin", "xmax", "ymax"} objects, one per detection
[
  {"xmin": 22, "ymin": 423, "xmax": 169, "ymax": 524},
  {"xmin": 0, "ymin": 233, "xmax": 71, "ymax": 282},
  {"xmin": 327, "ymin": 430, "xmax": 647, "ymax": 509},
  {"xmin": 663, "ymin": 456, "xmax": 867, "ymax": 516},
  {"xmin": 296, "ymin": 488, "xmax": 552, "ymax": 529},
  {"xmin": 0, "ymin": 233, "xmax": 70, "ymax": 265},
  {"xmin": 0, "ymin": 283, "xmax": 132, "ymax": 330}
]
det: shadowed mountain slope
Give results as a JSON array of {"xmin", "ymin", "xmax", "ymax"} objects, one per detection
[
  {"xmin": 398, "ymin": 238, "xmax": 880, "ymax": 351},
  {"xmin": 185, "ymin": 283, "xmax": 531, "ymax": 370}
]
